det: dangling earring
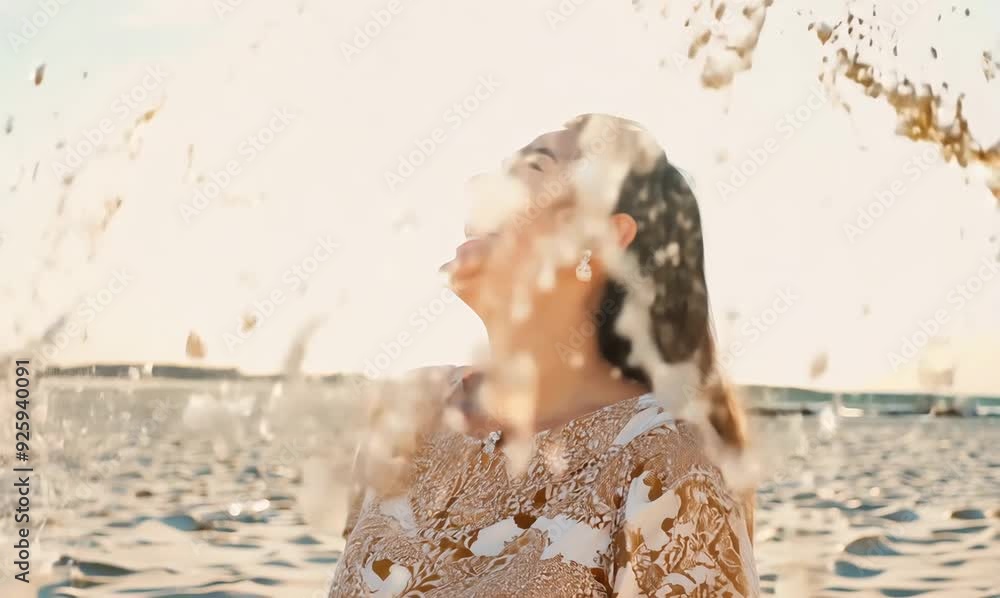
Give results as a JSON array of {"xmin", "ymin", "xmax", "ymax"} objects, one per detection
[{"xmin": 575, "ymin": 250, "xmax": 592, "ymax": 282}]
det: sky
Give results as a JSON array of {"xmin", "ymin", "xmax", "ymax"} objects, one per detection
[{"xmin": 1, "ymin": 0, "xmax": 999, "ymax": 394}]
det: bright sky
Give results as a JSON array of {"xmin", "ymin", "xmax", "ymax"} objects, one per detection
[{"xmin": 1, "ymin": 0, "xmax": 998, "ymax": 394}]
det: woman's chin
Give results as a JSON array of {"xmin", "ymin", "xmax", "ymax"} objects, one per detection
[
  {"xmin": 447, "ymin": 274, "xmax": 478, "ymax": 298},
  {"xmin": 438, "ymin": 256, "xmax": 486, "ymax": 310},
  {"xmin": 446, "ymin": 272, "xmax": 483, "ymax": 308}
]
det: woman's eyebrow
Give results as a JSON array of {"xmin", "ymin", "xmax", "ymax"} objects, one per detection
[{"xmin": 521, "ymin": 146, "xmax": 558, "ymax": 162}]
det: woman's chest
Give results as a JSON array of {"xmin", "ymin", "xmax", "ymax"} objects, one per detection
[
  {"xmin": 333, "ymin": 432, "xmax": 634, "ymax": 597},
  {"xmin": 407, "ymin": 428, "xmax": 632, "ymax": 530}
]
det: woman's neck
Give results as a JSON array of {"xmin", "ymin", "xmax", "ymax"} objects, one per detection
[
  {"xmin": 467, "ymin": 288, "xmax": 648, "ymax": 434},
  {"xmin": 474, "ymin": 329, "xmax": 649, "ymax": 435}
]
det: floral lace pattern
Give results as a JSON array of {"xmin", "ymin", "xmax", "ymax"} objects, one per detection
[{"xmin": 331, "ymin": 389, "xmax": 758, "ymax": 597}]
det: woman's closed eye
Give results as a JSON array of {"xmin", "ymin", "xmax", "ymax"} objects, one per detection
[
  {"xmin": 515, "ymin": 146, "xmax": 557, "ymax": 173},
  {"xmin": 503, "ymin": 156, "xmax": 546, "ymax": 173}
]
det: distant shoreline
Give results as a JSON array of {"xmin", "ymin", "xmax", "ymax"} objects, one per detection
[
  {"xmin": 36, "ymin": 362, "xmax": 996, "ymax": 395},
  {"xmin": 33, "ymin": 362, "xmax": 1000, "ymax": 417},
  {"xmin": 40, "ymin": 362, "xmax": 364, "ymax": 384}
]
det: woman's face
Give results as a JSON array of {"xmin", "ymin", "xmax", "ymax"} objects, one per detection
[{"xmin": 439, "ymin": 126, "xmax": 588, "ymax": 319}]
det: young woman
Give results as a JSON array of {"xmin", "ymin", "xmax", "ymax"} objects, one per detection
[{"xmin": 331, "ymin": 114, "xmax": 758, "ymax": 597}]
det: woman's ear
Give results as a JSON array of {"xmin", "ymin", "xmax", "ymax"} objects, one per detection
[{"xmin": 609, "ymin": 213, "xmax": 638, "ymax": 249}]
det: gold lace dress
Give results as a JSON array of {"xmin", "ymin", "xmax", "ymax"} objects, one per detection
[{"xmin": 331, "ymin": 386, "xmax": 759, "ymax": 597}]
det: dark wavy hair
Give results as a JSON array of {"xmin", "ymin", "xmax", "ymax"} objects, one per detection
[{"xmin": 568, "ymin": 114, "xmax": 747, "ymax": 450}]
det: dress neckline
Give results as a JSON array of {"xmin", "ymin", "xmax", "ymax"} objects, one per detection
[{"xmin": 453, "ymin": 367, "xmax": 653, "ymax": 449}]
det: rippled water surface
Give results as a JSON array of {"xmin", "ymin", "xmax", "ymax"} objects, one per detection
[{"xmin": 1, "ymin": 380, "xmax": 998, "ymax": 597}]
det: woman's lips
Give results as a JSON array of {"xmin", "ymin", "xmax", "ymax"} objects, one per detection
[
  {"xmin": 439, "ymin": 238, "xmax": 491, "ymax": 277},
  {"xmin": 456, "ymin": 238, "xmax": 488, "ymax": 260}
]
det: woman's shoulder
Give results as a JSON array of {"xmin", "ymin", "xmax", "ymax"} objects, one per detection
[
  {"xmin": 608, "ymin": 395, "xmax": 734, "ymax": 490},
  {"xmin": 607, "ymin": 396, "xmax": 758, "ymax": 589},
  {"xmin": 609, "ymin": 394, "xmax": 756, "ymax": 538}
]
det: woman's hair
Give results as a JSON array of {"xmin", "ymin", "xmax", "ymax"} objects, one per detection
[{"xmin": 568, "ymin": 114, "xmax": 748, "ymax": 450}]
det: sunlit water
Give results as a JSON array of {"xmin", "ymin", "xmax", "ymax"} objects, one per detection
[
  {"xmin": 0, "ymin": 378, "xmax": 361, "ymax": 598},
  {"xmin": 1, "ymin": 379, "xmax": 997, "ymax": 597}
]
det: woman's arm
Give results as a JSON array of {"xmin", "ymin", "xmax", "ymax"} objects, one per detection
[{"xmin": 609, "ymin": 425, "xmax": 759, "ymax": 597}]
